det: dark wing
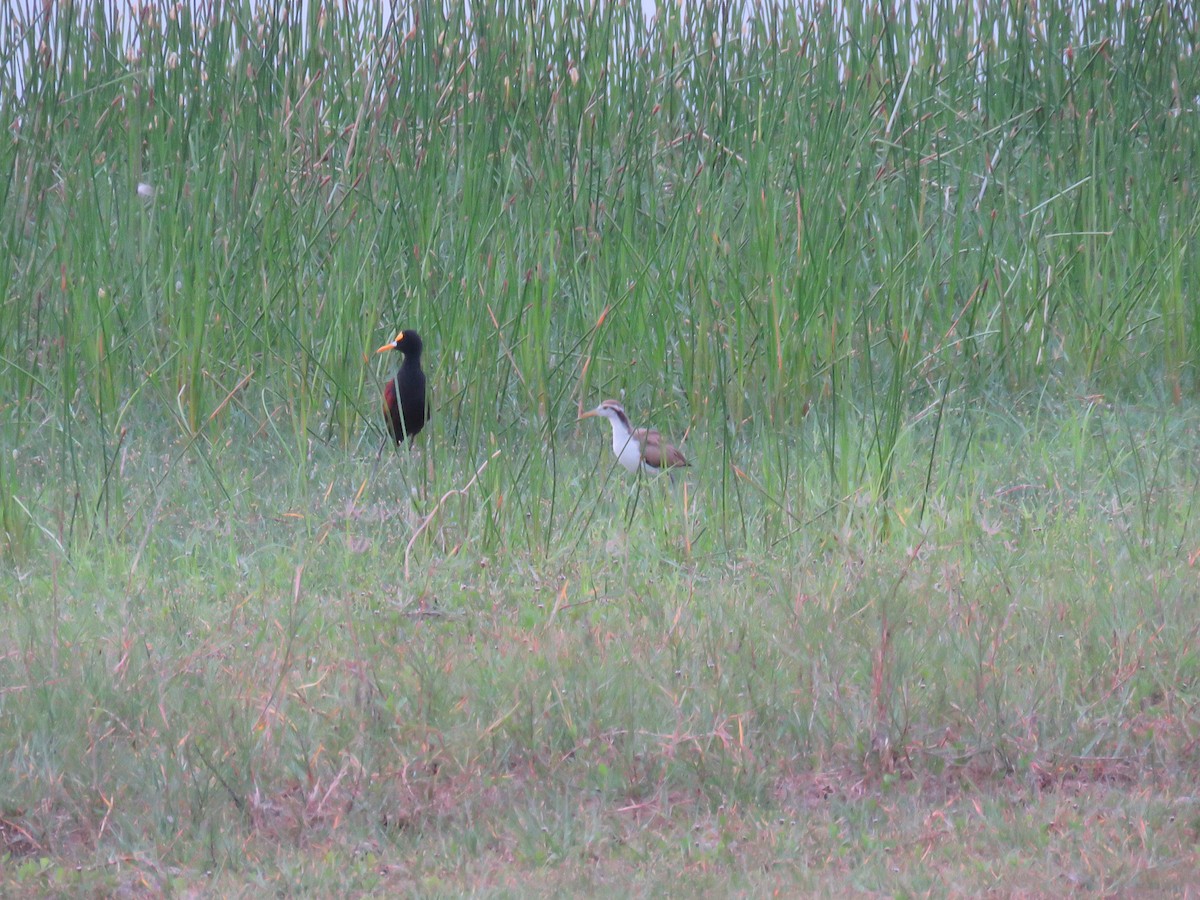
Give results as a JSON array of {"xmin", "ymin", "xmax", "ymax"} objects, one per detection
[
  {"xmin": 635, "ymin": 427, "xmax": 688, "ymax": 469},
  {"xmin": 383, "ymin": 378, "xmax": 404, "ymax": 443}
]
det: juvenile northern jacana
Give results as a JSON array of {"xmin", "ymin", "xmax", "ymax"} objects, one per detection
[
  {"xmin": 579, "ymin": 399, "xmax": 689, "ymax": 475},
  {"xmin": 376, "ymin": 330, "xmax": 430, "ymax": 444}
]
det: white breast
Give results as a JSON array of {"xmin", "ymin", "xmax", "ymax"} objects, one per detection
[{"xmin": 611, "ymin": 427, "xmax": 644, "ymax": 473}]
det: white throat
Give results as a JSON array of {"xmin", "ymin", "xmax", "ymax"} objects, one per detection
[{"xmin": 603, "ymin": 411, "xmax": 645, "ymax": 474}]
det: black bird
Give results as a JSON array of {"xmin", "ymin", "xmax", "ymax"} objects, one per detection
[{"xmin": 375, "ymin": 330, "xmax": 430, "ymax": 444}]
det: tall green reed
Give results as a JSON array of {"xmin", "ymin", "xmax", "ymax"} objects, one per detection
[{"xmin": 1, "ymin": 0, "xmax": 1196, "ymax": 559}]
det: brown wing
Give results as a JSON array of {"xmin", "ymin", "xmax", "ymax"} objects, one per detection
[{"xmin": 635, "ymin": 428, "xmax": 689, "ymax": 469}]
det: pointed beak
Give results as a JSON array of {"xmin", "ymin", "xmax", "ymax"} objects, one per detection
[
  {"xmin": 375, "ymin": 341, "xmax": 396, "ymax": 354},
  {"xmin": 578, "ymin": 408, "xmax": 598, "ymax": 421}
]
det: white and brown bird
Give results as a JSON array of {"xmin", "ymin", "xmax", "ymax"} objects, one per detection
[{"xmin": 579, "ymin": 399, "xmax": 689, "ymax": 475}]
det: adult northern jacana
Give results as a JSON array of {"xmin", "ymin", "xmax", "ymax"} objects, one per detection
[
  {"xmin": 579, "ymin": 399, "xmax": 689, "ymax": 475},
  {"xmin": 376, "ymin": 330, "xmax": 430, "ymax": 444}
]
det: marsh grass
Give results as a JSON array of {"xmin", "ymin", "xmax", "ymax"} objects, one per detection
[{"xmin": 2, "ymin": 0, "xmax": 1200, "ymax": 892}]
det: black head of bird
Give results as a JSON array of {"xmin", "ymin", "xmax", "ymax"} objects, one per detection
[
  {"xmin": 578, "ymin": 399, "xmax": 689, "ymax": 474},
  {"xmin": 376, "ymin": 329, "xmax": 430, "ymax": 444}
]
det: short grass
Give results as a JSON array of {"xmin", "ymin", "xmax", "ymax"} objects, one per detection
[{"xmin": 2, "ymin": 1, "xmax": 1200, "ymax": 895}]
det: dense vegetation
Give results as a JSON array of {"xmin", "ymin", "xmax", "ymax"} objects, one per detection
[{"xmin": 2, "ymin": 1, "xmax": 1198, "ymax": 893}]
